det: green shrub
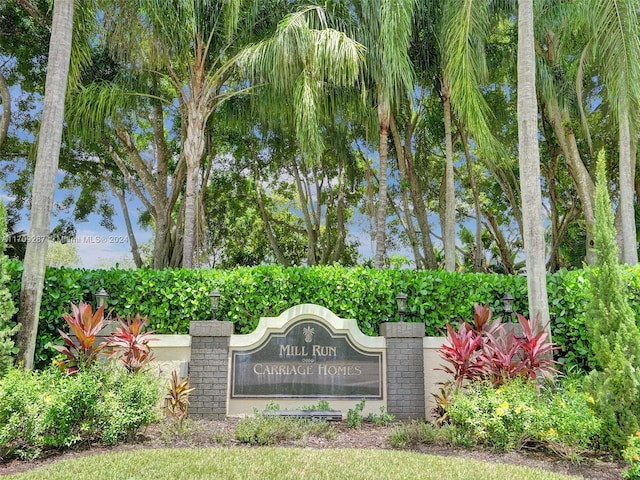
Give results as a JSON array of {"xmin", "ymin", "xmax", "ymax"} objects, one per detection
[
  {"xmin": 390, "ymin": 421, "xmax": 440, "ymax": 448},
  {"xmin": 347, "ymin": 398, "xmax": 366, "ymax": 428},
  {"xmin": 0, "ymin": 364, "xmax": 162, "ymax": 458},
  {"xmin": 0, "ymin": 202, "xmax": 18, "ymax": 377},
  {"xmin": 623, "ymin": 432, "xmax": 640, "ymax": 480},
  {"xmin": 7, "ymin": 259, "xmax": 640, "ymax": 371},
  {"xmin": 585, "ymin": 153, "xmax": 640, "ymax": 451},
  {"xmin": 446, "ymin": 377, "xmax": 601, "ymax": 455},
  {"xmin": 234, "ymin": 413, "xmax": 334, "ymax": 445}
]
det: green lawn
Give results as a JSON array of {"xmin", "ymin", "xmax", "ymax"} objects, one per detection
[{"xmin": 3, "ymin": 447, "xmax": 581, "ymax": 480}]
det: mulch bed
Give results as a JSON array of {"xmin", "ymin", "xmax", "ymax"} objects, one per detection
[{"xmin": 0, "ymin": 419, "xmax": 625, "ymax": 479}]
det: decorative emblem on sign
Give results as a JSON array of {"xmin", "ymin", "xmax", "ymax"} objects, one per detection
[{"xmin": 303, "ymin": 325, "xmax": 315, "ymax": 343}]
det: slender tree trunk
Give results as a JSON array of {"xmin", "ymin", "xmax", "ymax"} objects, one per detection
[
  {"xmin": 15, "ymin": 0, "xmax": 74, "ymax": 368},
  {"xmin": 291, "ymin": 159, "xmax": 317, "ymax": 265},
  {"xmin": 112, "ymin": 185, "xmax": 143, "ymax": 268},
  {"xmin": 182, "ymin": 105, "xmax": 206, "ymax": 268},
  {"xmin": 374, "ymin": 109, "xmax": 389, "ymax": 269},
  {"xmin": 441, "ymin": 79, "xmax": 456, "ymax": 271},
  {"xmin": 462, "ymin": 136, "xmax": 484, "ymax": 272},
  {"xmin": 0, "ymin": 72, "xmax": 10, "ymax": 149},
  {"xmin": 546, "ymin": 99, "xmax": 596, "ymax": 263},
  {"xmin": 331, "ymin": 163, "xmax": 347, "ymax": 263},
  {"xmin": 619, "ymin": 110, "xmax": 638, "ymax": 264},
  {"xmin": 517, "ymin": 0, "xmax": 551, "ymax": 334}
]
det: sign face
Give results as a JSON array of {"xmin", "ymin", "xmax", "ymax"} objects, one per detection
[{"xmin": 231, "ymin": 319, "xmax": 383, "ymax": 398}]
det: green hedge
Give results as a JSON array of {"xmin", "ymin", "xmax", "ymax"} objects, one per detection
[{"xmin": 7, "ymin": 261, "xmax": 640, "ymax": 371}]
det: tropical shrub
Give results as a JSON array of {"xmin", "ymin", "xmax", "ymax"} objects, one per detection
[
  {"xmin": 6, "ymin": 260, "xmax": 640, "ymax": 371},
  {"xmin": 106, "ymin": 313, "xmax": 156, "ymax": 373},
  {"xmin": 623, "ymin": 432, "xmax": 640, "ymax": 480},
  {"xmin": 445, "ymin": 377, "xmax": 601, "ymax": 455},
  {"xmin": 53, "ymin": 302, "xmax": 106, "ymax": 375},
  {"xmin": 438, "ymin": 304, "xmax": 558, "ymax": 388},
  {"xmin": 0, "ymin": 364, "xmax": 161, "ymax": 459},
  {"xmin": 0, "ymin": 201, "xmax": 18, "ymax": 376},
  {"xmin": 164, "ymin": 371, "xmax": 194, "ymax": 428},
  {"xmin": 585, "ymin": 153, "xmax": 640, "ymax": 451},
  {"xmin": 234, "ymin": 412, "xmax": 335, "ymax": 445}
]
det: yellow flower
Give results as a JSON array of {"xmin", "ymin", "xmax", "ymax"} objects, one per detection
[
  {"xmin": 515, "ymin": 404, "xmax": 523, "ymax": 414},
  {"xmin": 635, "ymin": 431, "xmax": 640, "ymax": 437},
  {"xmin": 558, "ymin": 400, "xmax": 566, "ymax": 408},
  {"xmin": 548, "ymin": 428, "xmax": 557, "ymax": 436},
  {"xmin": 500, "ymin": 401, "xmax": 509, "ymax": 409},
  {"xmin": 587, "ymin": 396, "xmax": 595, "ymax": 405},
  {"xmin": 43, "ymin": 394, "xmax": 52, "ymax": 405},
  {"xmin": 633, "ymin": 454, "xmax": 640, "ymax": 462},
  {"xmin": 496, "ymin": 407, "xmax": 506, "ymax": 416},
  {"xmin": 496, "ymin": 388, "xmax": 503, "ymax": 395}
]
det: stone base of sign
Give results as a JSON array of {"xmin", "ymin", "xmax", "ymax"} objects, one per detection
[{"xmin": 380, "ymin": 322, "xmax": 426, "ymax": 420}]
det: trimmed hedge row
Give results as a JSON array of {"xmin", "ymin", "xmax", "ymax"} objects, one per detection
[{"xmin": 7, "ymin": 261, "xmax": 639, "ymax": 370}]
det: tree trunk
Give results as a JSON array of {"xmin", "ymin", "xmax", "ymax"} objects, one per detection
[
  {"xmin": 462, "ymin": 135, "xmax": 484, "ymax": 272},
  {"xmin": 15, "ymin": 0, "xmax": 74, "ymax": 368},
  {"xmin": 112, "ymin": 185, "xmax": 143, "ymax": 268},
  {"xmin": 374, "ymin": 112, "xmax": 389, "ymax": 269},
  {"xmin": 517, "ymin": 0, "xmax": 551, "ymax": 334},
  {"xmin": 546, "ymin": 99, "xmax": 596, "ymax": 263},
  {"xmin": 441, "ymin": 80, "xmax": 456, "ymax": 271},
  {"xmin": 619, "ymin": 110, "xmax": 638, "ymax": 264},
  {"xmin": 0, "ymin": 71, "xmax": 10, "ymax": 149},
  {"xmin": 182, "ymin": 105, "xmax": 206, "ymax": 268},
  {"xmin": 291, "ymin": 159, "xmax": 317, "ymax": 265}
]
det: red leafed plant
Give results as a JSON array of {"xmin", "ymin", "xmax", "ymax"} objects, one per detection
[
  {"xmin": 479, "ymin": 327, "xmax": 525, "ymax": 384},
  {"xmin": 165, "ymin": 371, "xmax": 195, "ymax": 428},
  {"xmin": 516, "ymin": 313, "xmax": 560, "ymax": 381},
  {"xmin": 438, "ymin": 322, "xmax": 485, "ymax": 388},
  {"xmin": 53, "ymin": 302, "xmax": 106, "ymax": 375},
  {"xmin": 106, "ymin": 313, "xmax": 156, "ymax": 373}
]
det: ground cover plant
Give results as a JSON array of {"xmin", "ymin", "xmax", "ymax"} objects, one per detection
[{"xmin": 0, "ymin": 446, "xmax": 588, "ymax": 480}]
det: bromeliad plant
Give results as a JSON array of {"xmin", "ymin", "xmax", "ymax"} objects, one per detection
[
  {"xmin": 106, "ymin": 313, "xmax": 156, "ymax": 373},
  {"xmin": 53, "ymin": 302, "xmax": 106, "ymax": 375}
]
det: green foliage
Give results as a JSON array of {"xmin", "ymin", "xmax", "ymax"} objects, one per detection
[
  {"xmin": 106, "ymin": 313, "xmax": 156, "ymax": 373},
  {"xmin": 234, "ymin": 412, "xmax": 335, "ymax": 445},
  {"xmin": 163, "ymin": 371, "xmax": 194, "ymax": 429},
  {"xmin": 445, "ymin": 378, "xmax": 601, "ymax": 455},
  {"xmin": 0, "ymin": 202, "xmax": 18, "ymax": 376},
  {"xmin": 346, "ymin": 398, "xmax": 366, "ymax": 428},
  {"xmin": 5, "ymin": 261, "xmax": 640, "ymax": 371},
  {"xmin": 0, "ymin": 365, "xmax": 161, "ymax": 459},
  {"xmin": 389, "ymin": 421, "xmax": 440, "ymax": 448},
  {"xmin": 367, "ymin": 406, "xmax": 395, "ymax": 426},
  {"xmin": 623, "ymin": 433, "xmax": 640, "ymax": 480},
  {"xmin": 53, "ymin": 302, "xmax": 106, "ymax": 375},
  {"xmin": 585, "ymin": 153, "xmax": 640, "ymax": 451},
  {"xmin": 301, "ymin": 399, "xmax": 331, "ymax": 411}
]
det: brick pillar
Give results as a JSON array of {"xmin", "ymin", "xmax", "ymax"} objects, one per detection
[
  {"xmin": 189, "ymin": 320, "xmax": 233, "ymax": 419},
  {"xmin": 379, "ymin": 322, "xmax": 425, "ymax": 420}
]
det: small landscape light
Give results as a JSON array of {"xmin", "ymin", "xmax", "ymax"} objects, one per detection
[
  {"xmin": 502, "ymin": 293, "xmax": 514, "ymax": 319},
  {"xmin": 96, "ymin": 288, "xmax": 109, "ymax": 309},
  {"xmin": 396, "ymin": 292, "xmax": 408, "ymax": 322},
  {"xmin": 210, "ymin": 290, "xmax": 221, "ymax": 321}
]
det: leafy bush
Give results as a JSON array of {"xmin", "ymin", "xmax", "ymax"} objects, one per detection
[
  {"xmin": 389, "ymin": 421, "xmax": 440, "ymax": 448},
  {"xmin": 106, "ymin": 313, "xmax": 156, "ymax": 373},
  {"xmin": 445, "ymin": 377, "xmax": 601, "ymax": 455},
  {"xmin": 6, "ymin": 260, "xmax": 640, "ymax": 371},
  {"xmin": 347, "ymin": 398, "xmax": 366, "ymax": 428},
  {"xmin": 234, "ymin": 412, "xmax": 335, "ymax": 445},
  {"xmin": 0, "ymin": 364, "xmax": 161, "ymax": 458},
  {"xmin": 0, "ymin": 201, "xmax": 18, "ymax": 377},
  {"xmin": 53, "ymin": 302, "xmax": 106, "ymax": 375},
  {"xmin": 585, "ymin": 154, "xmax": 640, "ymax": 451},
  {"xmin": 623, "ymin": 432, "xmax": 640, "ymax": 480},
  {"xmin": 163, "ymin": 371, "xmax": 194, "ymax": 429},
  {"xmin": 438, "ymin": 304, "xmax": 559, "ymax": 390}
]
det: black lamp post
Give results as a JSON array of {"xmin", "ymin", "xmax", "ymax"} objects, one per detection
[
  {"xmin": 96, "ymin": 288, "xmax": 109, "ymax": 309},
  {"xmin": 396, "ymin": 292, "xmax": 408, "ymax": 322},
  {"xmin": 502, "ymin": 292, "xmax": 514, "ymax": 321},
  {"xmin": 209, "ymin": 290, "xmax": 221, "ymax": 321}
]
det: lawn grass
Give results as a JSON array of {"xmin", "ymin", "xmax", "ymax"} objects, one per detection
[{"xmin": 3, "ymin": 447, "xmax": 582, "ymax": 480}]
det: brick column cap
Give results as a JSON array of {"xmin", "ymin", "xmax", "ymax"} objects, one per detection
[
  {"xmin": 380, "ymin": 322, "xmax": 425, "ymax": 338},
  {"xmin": 190, "ymin": 320, "xmax": 234, "ymax": 337}
]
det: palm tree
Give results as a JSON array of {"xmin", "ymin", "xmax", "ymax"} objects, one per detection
[
  {"xmin": 357, "ymin": 1, "xmax": 416, "ymax": 269},
  {"xmin": 517, "ymin": 0, "xmax": 551, "ymax": 330},
  {"xmin": 586, "ymin": 0, "xmax": 640, "ymax": 265},
  {"xmin": 15, "ymin": 0, "xmax": 75, "ymax": 369}
]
